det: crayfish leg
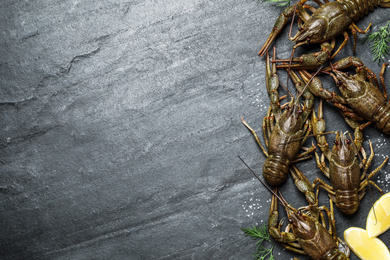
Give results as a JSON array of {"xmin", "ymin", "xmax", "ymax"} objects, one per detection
[
  {"xmin": 289, "ymin": 165, "xmax": 316, "ymax": 205},
  {"xmin": 266, "ymin": 49, "xmax": 282, "ymax": 119},
  {"xmin": 330, "ymin": 31, "xmax": 349, "ymax": 59},
  {"xmin": 343, "ymin": 116, "xmax": 364, "ymax": 130},
  {"xmin": 333, "ymin": 103, "xmax": 365, "ymax": 123},
  {"xmin": 268, "ymin": 188, "xmax": 306, "ymax": 255},
  {"xmin": 294, "ymin": 143, "xmax": 316, "ymax": 161},
  {"xmin": 337, "ymin": 237, "xmax": 351, "ymax": 257},
  {"xmin": 335, "ymin": 21, "xmax": 371, "ymax": 57},
  {"xmin": 241, "ymin": 117, "xmax": 269, "ymax": 157},
  {"xmin": 268, "ymin": 188, "xmax": 280, "ymax": 232},
  {"xmin": 314, "ymin": 151, "xmax": 330, "ymax": 178},
  {"xmin": 359, "ymin": 140, "xmax": 388, "ymax": 194},
  {"xmin": 349, "ymin": 22, "xmax": 372, "ymax": 53},
  {"xmin": 312, "ymin": 99, "xmax": 332, "ymax": 160},
  {"xmin": 263, "ymin": 107, "xmax": 273, "ymax": 147},
  {"xmin": 380, "ymin": 63, "xmax": 388, "ymax": 100},
  {"xmin": 313, "ymin": 178, "xmax": 336, "ymax": 204}
]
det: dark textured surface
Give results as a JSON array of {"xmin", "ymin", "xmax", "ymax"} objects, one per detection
[{"xmin": 1, "ymin": 1, "xmax": 389, "ymax": 259}]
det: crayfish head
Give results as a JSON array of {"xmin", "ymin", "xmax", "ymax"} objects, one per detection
[
  {"xmin": 287, "ymin": 210, "xmax": 316, "ymax": 240},
  {"xmin": 331, "ymin": 70, "xmax": 363, "ymax": 98},
  {"xmin": 332, "ymin": 131, "xmax": 355, "ymax": 164},
  {"xmin": 290, "ymin": 17, "xmax": 327, "ymax": 44},
  {"xmin": 280, "ymin": 101, "xmax": 304, "ymax": 132}
]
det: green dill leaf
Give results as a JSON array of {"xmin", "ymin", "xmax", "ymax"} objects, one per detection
[
  {"xmin": 242, "ymin": 223, "xmax": 275, "ymax": 260},
  {"xmin": 366, "ymin": 20, "xmax": 390, "ymax": 62},
  {"xmin": 241, "ymin": 224, "xmax": 271, "ymax": 242}
]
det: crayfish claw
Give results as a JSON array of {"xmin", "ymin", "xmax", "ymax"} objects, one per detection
[
  {"xmin": 259, "ymin": 5, "xmax": 297, "ymax": 57},
  {"xmin": 274, "ymin": 51, "xmax": 331, "ymax": 70}
]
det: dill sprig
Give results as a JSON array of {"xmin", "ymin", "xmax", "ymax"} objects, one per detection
[
  {"xmin": 366, "ymin": 20, "xmax": 390, "ymax": 62},
  {"xmin": 242, "ymin": 224, "xmax": 275, "ymax": 260},
  {"xmin": 263, "ymin": 0, "xmax": 291, "ymax": 7}
]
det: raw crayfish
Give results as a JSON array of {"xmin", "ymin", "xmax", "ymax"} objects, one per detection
[
  {"xmin": 300, "ymin": 57, "xmax": 390, "ymax": 135},
  {"xmin": 241, "ymin": 49, "xmax": 316, "ymax": 204},
  {"xmin": 268, "ymin": 187, "xmax": 350, "ymax": 259},
  {"xmin": 311, "ymin": 100, "xmax": 388, "ymax": 215},
  {"xmin": 239, "ymin": 157, "xmax": 351, "ymax": 260},
  {"xmin": 259, "ymin": 0, "xmax": 390, "ymax": 70}
]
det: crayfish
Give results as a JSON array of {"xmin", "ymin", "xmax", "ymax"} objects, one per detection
[
  {"xmin": 241, "ymin": 49, "xmax": 316, "ymax": 203},
  {"xmin": 311, "ymin": 99, "xmax": 388, "ymax": 215},
  {"xmin": 239, "ymin": 157, "xmax": 351, "ymax": 260},
  {"xmin": 301, "ymin": 57, "xmax": 390, "ymax": 135},
  {"xmin": 267, "ymin": 187, "xmax": 350, "ymax": 259},
  {"xmin": 259, "ymin": 0, "xmax": 390, "ymax": 70}
]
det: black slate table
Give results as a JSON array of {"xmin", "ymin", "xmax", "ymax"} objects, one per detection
[{"xmin": 1, "ymin": 1, "xmax": 389, "ymax": 259}]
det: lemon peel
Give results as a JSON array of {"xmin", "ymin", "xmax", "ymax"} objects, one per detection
[
  {"xmin": 366, "ymin": 192, "xmax": 390, "ymax": 238},
  {"xmin": 344, "ymin": 227, "xmax": 390, "ymax": 260}
]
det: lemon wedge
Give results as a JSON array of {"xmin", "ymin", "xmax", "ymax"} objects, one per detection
[
  {"xmin": 366, "ymin": 192, "xmax": 390, "ymax": 238},
  {"xmin": 344, "ymin": 227, "xmax": 390, "ymax": 260}
]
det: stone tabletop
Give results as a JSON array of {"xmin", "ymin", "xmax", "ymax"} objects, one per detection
[{"xmin": 1, "ymin": 1, "xmax": 389, "ymax": 259}]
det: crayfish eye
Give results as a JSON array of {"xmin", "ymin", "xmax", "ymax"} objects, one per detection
[
  {"xmin": 337, "ymin": 81, "xmax": 342, "ymax": 85},
  {"xmin": 297, "ymin": 210, "xmax": 302, "ymax": 216},
  {"xmin": 334, "ymin": 140, "xmax": 339, "ymax": 145},
  {"xmin": 346, "ymin": 139, "xmax": 351, "ymax": 144},
  {"xmin": 288, "ymin": 218, "xmax": 293, "ymax": 224},
  {"xmin": 346, "ymin": 72, "xmax": 350, "ymax": 76}
]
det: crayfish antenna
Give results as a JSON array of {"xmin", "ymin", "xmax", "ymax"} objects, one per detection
[
  {"xmin": 288, "ymin": 4, "xmax": 298, "ymax": 39},
  {"xmin": 286, "ymin": 46, "xmax": 297, "ymax": 91},
  {"xmin": 329, "ymin": 59, "xmax": 335, "ymax": 71},
  {"xmin": 283, "ymin": 131, "xmax": 335, "ymax": 145},
  {"xmin": 280, "ymin": 81, "xmax": 294, "ymax": 98},
  {"xmin": 286, "ymin": 4, "xmax": 299, "ymax": 90},
  {"xmin": 296, "ymin": 63, "xmax": 324, "ymax": 101},
  {"xmin": 277, "ymin": 189, "xmax": 290, "ymax": 209},
  {"xmin": 237, "ymin": 155, "xmax": 288, "ymax": 208}
]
